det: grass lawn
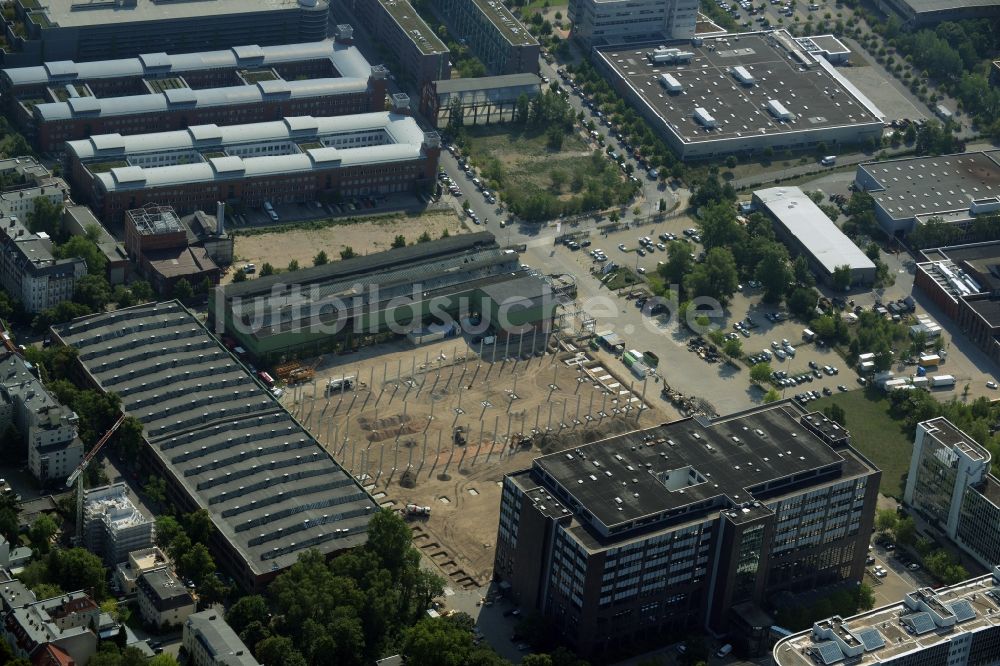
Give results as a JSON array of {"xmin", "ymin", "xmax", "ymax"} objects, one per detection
[
  {"xmin": 813, "ymin": 390, "xmax": 913, "ymax": 499},
  {"xmin": 458, "ymin": 125, "xmax": 633, "ymax": 220},
  {"xmin": 605, "ymin": 267, "xmax": 640, "ymax": 291}
]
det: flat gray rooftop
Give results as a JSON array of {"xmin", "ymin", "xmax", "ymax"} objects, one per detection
[
  {"xmin": 39, "ymin": 0, "xmax": 325, "ymax": 28},
  {"xmin": 378, "ymin": 0, "xmax": 448, "ymax": 55},
  {"xmin": 469, "ymin": 0, "xmax": 537, "ymax": 46},
  {"xmin": 595, "ymin": 31, "xmax": 882, "ymax": 145},
  {"xmin": 860, "ymin": 152, "xmax": 1000, "ymax": 221},
  {"xmin": 52, "ymin": 301, "xmax": 377, "ymax": 579},
  {"xmin": 532, "ymin": 403, "xmax": 850, "ymax": 531}
]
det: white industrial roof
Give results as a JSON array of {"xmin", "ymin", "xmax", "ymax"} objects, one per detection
[
  {"xmin": 34, "ymin": 77, "xmax": 368, "ymax": 121},
  {"xmin": 3, "ymin": 38, "xmax": 370, "ymax": 87},
  {"xmin": 68, "ymin": 112, "xmax": 425, "ymax": 160},
  {"xmin": 755, "ymin": 186, "xmax": 876, "ymax": 275}
]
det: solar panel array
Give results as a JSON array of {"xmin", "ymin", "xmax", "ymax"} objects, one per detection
[
  {"xmin": 907, "ymin": 612, "xmax": 937, "ymax": 635},
  {"xmin": 855, "ymin": 627, "xmax": 886, "ymax": 651},
  {"xmin": 815, "ymin": 641, "xmax": 845, "ymax": 665},
  {"xmin": 949, "ymin": 599, "xmax": 977, "ymax": 623}
]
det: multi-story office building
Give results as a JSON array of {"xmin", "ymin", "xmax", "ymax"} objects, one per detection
[
  {"xmin": 494, "ymin": 402, "xmax": 881, "ymax": 657},
  {"xmin": 0, "ymin": 0, "xmax": 331, "ymax": 68},
  {"xmin": 774, "ymin": 567, "xmax": 1000, "ymax": 666},
  {"xmin": 338, "ymin": 0, "xmax": 451, "ymax": 88},
  {"xmin": 3, "ymin": 38, "xmax": 387, "ymax": 153},
  {"xmin": 903, "ymin": 418, "xmax": 1000, "ymax": 570},
  {"xmin": 0, "ymin": 352, "xmax": 82, "ymax": 485},
  {"xmin": 568, "ymin": 0, "xmax": 699, "ymax": 48},
  {"xmin": 430, "ymin": 0, "xmax": 538, "ymax": 74},
  {"xmin": 64, "ymin": 109, "xmax": 441, "ymax": 224},
  {"xmin": 82, "ymin": 483, "xmax": 155, "ymax": 566},
  {"xmin": 183, "ymin": 610, "xmax": 261, "ymax": 666}
]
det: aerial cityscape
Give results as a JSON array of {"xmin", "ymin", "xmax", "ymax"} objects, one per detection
[{"xmin": 0, "ymin": 0, "xmax": 998, "ymax": 663}]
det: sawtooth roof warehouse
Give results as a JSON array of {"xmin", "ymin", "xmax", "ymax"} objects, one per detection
[{"xmin": 594, "ymin": 31, "xmax": 885, "ymax": 159}]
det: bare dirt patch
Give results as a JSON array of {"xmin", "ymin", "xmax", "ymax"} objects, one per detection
[
  {"xmin": 281, "ymin": 337, "xmax": 674, "ymax": 585},
  {"xmin": 226, "ymin": 212, "xmax": 463, "ymax": 283}
]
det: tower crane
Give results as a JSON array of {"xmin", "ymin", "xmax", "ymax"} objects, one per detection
[{"xmin": 66, "ymin": 413, "xmax": 127, "ymax": 542}]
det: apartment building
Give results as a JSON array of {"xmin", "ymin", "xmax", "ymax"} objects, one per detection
[
  {"xmin": 136, "ymin": 568, "xmax": 196, "ymax": 629},
  {"xmin": 903, "ymin": 417, "xmax": 1000, "ymax": 571},
  {"xmin": 82, "ymin": 484, "xmax": 155, "ymax": 566},
  {"xmin": 337, "ymin": 0, "xmax": 451, "ymax": 88},
  {"xmin": 494, "ymin": 402, "xmax": 880, "ymax": 657},
  {"xmin": 183, "ymin": 610, "xmax": 261, "ymax": 666},
  {"xmin": 0, "ymin": 0, "xmax": 331, "ymax": 68},
  {"xmin": 568, "ymin": 0, "xmax": 699, "ymax": 48},
  {"xmin": 3, "ymin": 38, "xmax": 387, "ymax": 153},
  {"xmin": 1, "ymin": 590, "xmax": 101, "ymax": 665},
  {"xmin": 64, "ymin": 110, "xmax": 441, "ymax": 224},
  {"xmin": 0, "ymin": 353, "xmax": 82, "ymax": 486},
  {"xmin": 430, "ymin": 0, "xmax": 539, "ymax": 74},
  {"xmin": 774, "ymin": 567, "xmax": 1000, "ymax": 666}
]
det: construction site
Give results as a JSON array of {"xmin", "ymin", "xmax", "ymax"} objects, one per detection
[{"xmin": 279, "ymin": 334, "xmax": 673, "ymax": 590}]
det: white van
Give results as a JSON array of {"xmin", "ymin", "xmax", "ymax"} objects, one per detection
[
  {"xmin": 716, "ymin": 644, "xmax": 733, "ymax": 658},
  {"xmin": 821, "ymin": 155, "xmax": 837, "ymax": 166}
]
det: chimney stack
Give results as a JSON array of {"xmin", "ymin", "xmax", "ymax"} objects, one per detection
[
  {"xmin": 216, "ymin": 202, "xmax": 225, "ymax": 236},
  {"xmin": 390, "ymin": 93, "xmax": 411, "ymax": 115}
]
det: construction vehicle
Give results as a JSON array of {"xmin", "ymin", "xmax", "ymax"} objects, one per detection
[
  {"xmin": 404, "ymin": 504, "xmax": 431, "ymax": 518},
  {"xmin": 66, "ymin": 413, "xmax": 127, "ymax": 542},
  {"xmin": 274, "ymin": 361, "xmax": 302, "ymax": 380}
]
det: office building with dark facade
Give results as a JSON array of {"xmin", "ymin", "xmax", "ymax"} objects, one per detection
[
  {"xmin": 337, "ymin": 0, "xmax": 451, "ymax": 88},
  {"xmin": 0, "ymin": 0, "xmax": 331, "ymax": 68},
  {"xmin": 2, "ymin": 38, "xmax": 387, "ymax": 153},
  {"xmin": 429, "ymin": 0, "xmax": 538, "ymax": 75},
  {"xmin": 64, "ymin": 111, "xmax": 440, "ymax": 224},
  {"xmin": 774, "ymin": 568, "xmax": 1000, "ymax": 666},
  {"xmin": 494, "ymin": 402, "xmax": 881, "ymax": 657}
]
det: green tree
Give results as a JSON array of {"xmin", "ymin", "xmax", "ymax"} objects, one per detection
[
  {"xmin": 722, "ymin": 337, "xmax": 742, "ymax": 359},
  {"xmin": 514, "ymin": 93, "xmax": 530, "ymax": 124},
  {"xmin": 226, "ymin": 594, "xmax": 270, "ymax": 635},
  {"xmin": 755, "ymin": 246, "xmax": 792, "ymax": 303},
  {"xmin": 29, "ymin": 514, "xmax": 59, "ymax": 553},
  {"xmin": 74, "ymin": 274, "xmax": 112, "ymax": 310},
  {"xmin": 832, "ymin": 264, "xmax": 853, "ymax": 292},
  {"xmin": 895, "ymin": 516, "xmax": 917, "ymax": 546},
  {"xmin": 403, "ymin": 617, "xmax": 473, "ymax": 666},
  {"xmin": 287, "ymin": 259, "xmax": 300, "ymax": 272},
  {"xmin": 658, "ymin": 241, "xmax": 693, "ymax": 288},
  {"xmin": 179, "ymin": 542, "xmax": 216, "ymax": 586},
  {"xmin": 875, "ymin": 508, "xmax": 898, "ymax": 534},
  {"xmin": 256, "ymin": 636, "xmax": 307, "ymax": 666},
  {"xmin": 48, "ymin": 547, "xmax": 107, "ymax": 600},
  {"xmin": 391, "ymin": 235, "xmax": 407, "ymax": 248},
  {"xmin": 313, "ymin": 251, "xmax": 329, "ymax": 266},
  {"xmin": 793, "ymin": 255, "xmax": 815, "ymax": 287},
  {"xmin": 698, "ymin": 203, "xmax": 744, "ymax": 251},
  {"xmin": 26, "ymin": 198, "xmax": 64, "ymax": 240},
  {"xmin": 417, "ymin": 231, "xmax": 432, "ymax": 243},
  {"xmin": 750, "ymin": 362, "xmax": 773, "ymax": 384},
  {"xmin": 56, "ymin": 235, "xmax": 107, "ymax": 275},
  {"xmin": 787, "ymin": 287, "xmax": 819, "ymax": 319},
  {"xmin": 111, "ymin": 416, "xmax": 143, "ymax": 461},
  {"xmin": 130, "ymin": 279, "xmax": 153, "ymax": 302},
  {"xmin": 232, "ymin": 269, "xmax": 247, "ymax": 283},
  {"xmin": 339, "ymin": 247, "xmax": 356, "ymax": 260},
  {"xmin": 685, "ymin": 248, "xmax": 739, "ymax": 305},
  {"xmin": 763, "ymin": 388, "xmax": 781, "ymax": 403},
  {"xmin": 172, "ymin": 278, "xmax": 194, "ymax": 302},
  {"xmin": 155, "ymin": 515, "xmax": 183, "ymax": 550},
  {"xmin": 185, "ymin": 509, "xmax": 213, "ymax": 545}
]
